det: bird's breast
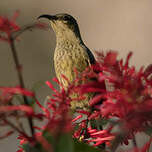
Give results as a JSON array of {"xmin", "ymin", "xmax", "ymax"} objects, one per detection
[{"xmin": 54, "ymin": 42, "xmax": 90, "ymax": 87}]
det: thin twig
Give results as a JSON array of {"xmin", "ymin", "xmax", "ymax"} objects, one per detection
[
  {"xmin": 110, "ymin": 130, "xmax": 127, "ymax": 152},
  {"xmin": 12, "ymin": 24, "xmax": 37, "ymax": 39},
  {"xmin": 132, "ymin": 135, "xmax": 137, "ymax": 148},
  {"xmin": 9, "ymin": 36, "xmax": 34, "ymax": 136},
  {"xmin": 3, "ymin": 118, "xmax": 30, "ymax": 139},
  {"xmin": 12, "ymin": 22, "xmax": 49, "ymax": 40},
  {"xmin": 146, "ymin": 136, "xmax": 152, "ymax": 152},
  {"xmin": 9, "ymin": 102, "xmax": 25, "ymax": 132}
]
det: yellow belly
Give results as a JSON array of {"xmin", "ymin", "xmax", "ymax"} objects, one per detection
[
  {"xmin": 54, "ymin": 43, "xmax": 92, "ymax": 110},
  {"xmin": 54, "ymin": 44, "xmax": 90, "ymax": 88}
]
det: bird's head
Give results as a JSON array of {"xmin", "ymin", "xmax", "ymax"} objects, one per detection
[{"xmin": 38, "ymin": 13, "xmax": 82, "ymax": 42}]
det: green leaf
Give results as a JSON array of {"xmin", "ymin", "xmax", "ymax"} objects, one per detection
[
  {"xmin": 43, "ymin": 130, "xmax": 74, "ymax": 152},
  {"xmin": 74, "ymin": 139, "xmax": 103, "ymax": 152},
  {"xmin": 43, "ymin": 130, "xmax": 54, "ymax": 143},
  {"xmin": 23, "ymin": 143, "xmax": 45, "ymax": 152},
  {"xmin": 55, "ymin": 133, "xmax": 74, "ymax": 152},
  {"xmin": 145, "ymin": 126, "xmax": 152, "ymax": 136},
  {"xmin": 23, "ymin": 131, "xmax": 104, "ymax": 152}
]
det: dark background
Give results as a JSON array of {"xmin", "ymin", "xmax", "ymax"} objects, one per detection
[{"xmin": 0, "ymin": 0, "xmax": 152, "ymax": 151}]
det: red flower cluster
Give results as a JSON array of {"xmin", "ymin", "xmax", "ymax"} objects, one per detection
[
  {"xmin": 0, "ymin": 11, "xmax": 48, "ymax": 43},
  {"xmin": 0, "ymin": 11, "xmax": 20, "ymax": 42},
  {"xmin": 0, "ymin": 11, "xmax": 152, "ymax": 150},
  {"xmin": 87, "ymin": 127, "xmax": 115, "ymax": 146},
  {"xmin": 16, "ymin": 79, "xmax": 74, "ymax": 152},
  {"xmin": 45, "ymin": 79, "xmax": 74, "ymax": 134},
  {"xmin": 1, "ymin": 51, "xmax": 152, "ymax": 152},
  {"xmin": 0, "ymin": 86, "xmax": 34, "ymax": 102},
  {"xmin": 0, "ymin": 86, "xmax": 34, "ymax": 141},
  {"xmin": 76, "ymin": 51, "xmax": 152, "ymax": 150}
]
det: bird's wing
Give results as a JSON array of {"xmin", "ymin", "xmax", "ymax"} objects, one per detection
[
  {"xmin": 85, "ymin": 47, "xmax": 96, "ymax": 64},
  {"xmin": 81, "ymin": 44, "xmax": 95, "ymax": 64}
]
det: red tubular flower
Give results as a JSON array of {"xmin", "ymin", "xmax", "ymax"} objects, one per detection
[
  {"xmin": 0, "ymin": 86, "xmax": 34, "ymax": 102},
  {"xmin": 98, "ymin": 52, "xmax": 152, "ymax": 139},
  {"xmin": 45, "ymin": 80, "xmax": 73, "ymax": 135},
  {"xmin": 86, "ymin": 127, "xmax": 115, "ymax": 146},
  {"xmin": 34, "ymin": 22, "xmax": 49, "ymax": 30},
  {"xmin": 0, "ymin": 85, "xmax": 47, "ymax": 150},
  {"xmin": 0, "ymin": 11, "xmax": 20, "ymax": 42},
  {"xmin": 16, "ymin": 79, "xmax": 73, "ymax": 152},
  {"xmin": 73, "ymin": 120, "xmax": 88, "ymax": 139},
  {"xmin": 0, "ymin": 86, "xmax": 35, "ymax": 107},
  {"xmin": 0, "ymin": 105, "xmax": 34, "ymax": 114},
  {"xmin": 72, "ymin": 115, "xmax": 83, "ymax": 122},
  {"xmin": 75, "ymin": 51, "xmax": 152, "ymax": 147},
  {"xmin": 12, "ymin": 50, "xmax": 152, "ymax": 151},
  {"xmin": 0, "ymin": 11, "xmax": 48, "ymax": 43}
]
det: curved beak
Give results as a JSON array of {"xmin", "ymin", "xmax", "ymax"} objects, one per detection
[{"xmin": 37, "ymin": 14, "xmax": 57, "ymax": 20}]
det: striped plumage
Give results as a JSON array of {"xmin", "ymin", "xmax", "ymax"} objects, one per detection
[{"xmin": 38, "ymin": 14, "xmax": 95, "ymax": 110}]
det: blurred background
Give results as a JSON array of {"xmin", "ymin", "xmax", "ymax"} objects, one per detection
[{"xmin": 0, "ymin": 0, "xmax": 152, "ymax": 151}]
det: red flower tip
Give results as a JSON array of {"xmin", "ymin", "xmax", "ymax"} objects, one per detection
[
  {"xmin": 76, "ymin": 109, "xmax": 91, "ymax": 116},
  {"xmin": 0, "ymin": 105, "xmax": 34, "ymax": 115},
  {"xmin": 104, "ymin": 51, "xmax": 118, "ymax": 66},
  {"xmin": 11, "ymin": 10, "xmax": 20, "ymax": 21},
  {"xmin": 35, "ymin": 22, "xmax": 49, "ymax": 30},
  {"xmin": 0, "ymin": 86, "xmax": 35, "ymax": 97},
  {"xmin": 35, "ymin": 99, "xmax": 50, "ymax": 119},
  {"xmin": 144, "ymin": 64, "xmax": 152, "ymax": 77},
  {"xmin": 46, "ymin": 81, "xmax": 58, "ymax": 93},
  {"xmin": 124, "ymin": 51, "xmax": 133, "ymax": 68},
  {"xmin": 72, "ymin": 115, "xmax": 83, "ymax": 122},
  {"xmin": 86, "ymin": 127, "xmax": 115, "ymax": 146},
  {"xmin": 89, "ymin": 94, "xmax": 104, "ymax": 106},
  {"xmin": 0, "ymin": 11, "xmax": 20, "ymax": 42}
]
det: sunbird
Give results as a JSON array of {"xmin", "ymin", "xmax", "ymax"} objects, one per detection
[{"xmin": 38, "ymin": 14, "xmax": 95, "ymax": 110}]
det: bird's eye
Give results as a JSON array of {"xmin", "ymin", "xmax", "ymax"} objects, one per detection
[
  {"xmin": 63, "ymin": 16, "xmax": 70, "ymax": 21},
  {"xmin": 62, "ymin": 15, "xmax": 76, "ymax": 25}
]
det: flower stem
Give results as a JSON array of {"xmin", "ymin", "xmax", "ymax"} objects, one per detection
[
  {"xmin": 12, "ymin": 24, "xmax": 37, "ymax": 39},
  {"xmin": 9, "ymin": 36, "xmax": 34, "ymax": 136},
  {"xmin": 132, "ymin": 135, "xmax": 137, "ymax": 148},
  {"xmin": 3, "ymin": 118, "xmax": 30, "ymax": 139}
]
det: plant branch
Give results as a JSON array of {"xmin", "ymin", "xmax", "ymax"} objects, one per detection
[
  {"xmin": 9, "ymin": 36, "xmax": 34, "ymax": 136},
  {"xmin": 3, "ymin": 118, "xmax": 30, "ymax": 139},
  {"xmin": 132, "ymin": 135, "xmax": 137, "ymax": 148},
  {"xmin": 110, "ymin": 130, "xmax": 127, "ymax": 152},
  {"xmin": 12, "ymin": 22, "xmax": 48, "ymax": 40},
  {"xmin": 12, "ymin": 24, "xmax": 37, "ymax": 39}
]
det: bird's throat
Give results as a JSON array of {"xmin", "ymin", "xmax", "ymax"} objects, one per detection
[{"xmin": 55, "ymin": 30, "xmax": 82, "ymax": 44}]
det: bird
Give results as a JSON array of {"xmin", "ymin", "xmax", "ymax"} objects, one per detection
[{"xmin": 38, "ymin": 13, "xmax": 95, "ymax": 110}]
